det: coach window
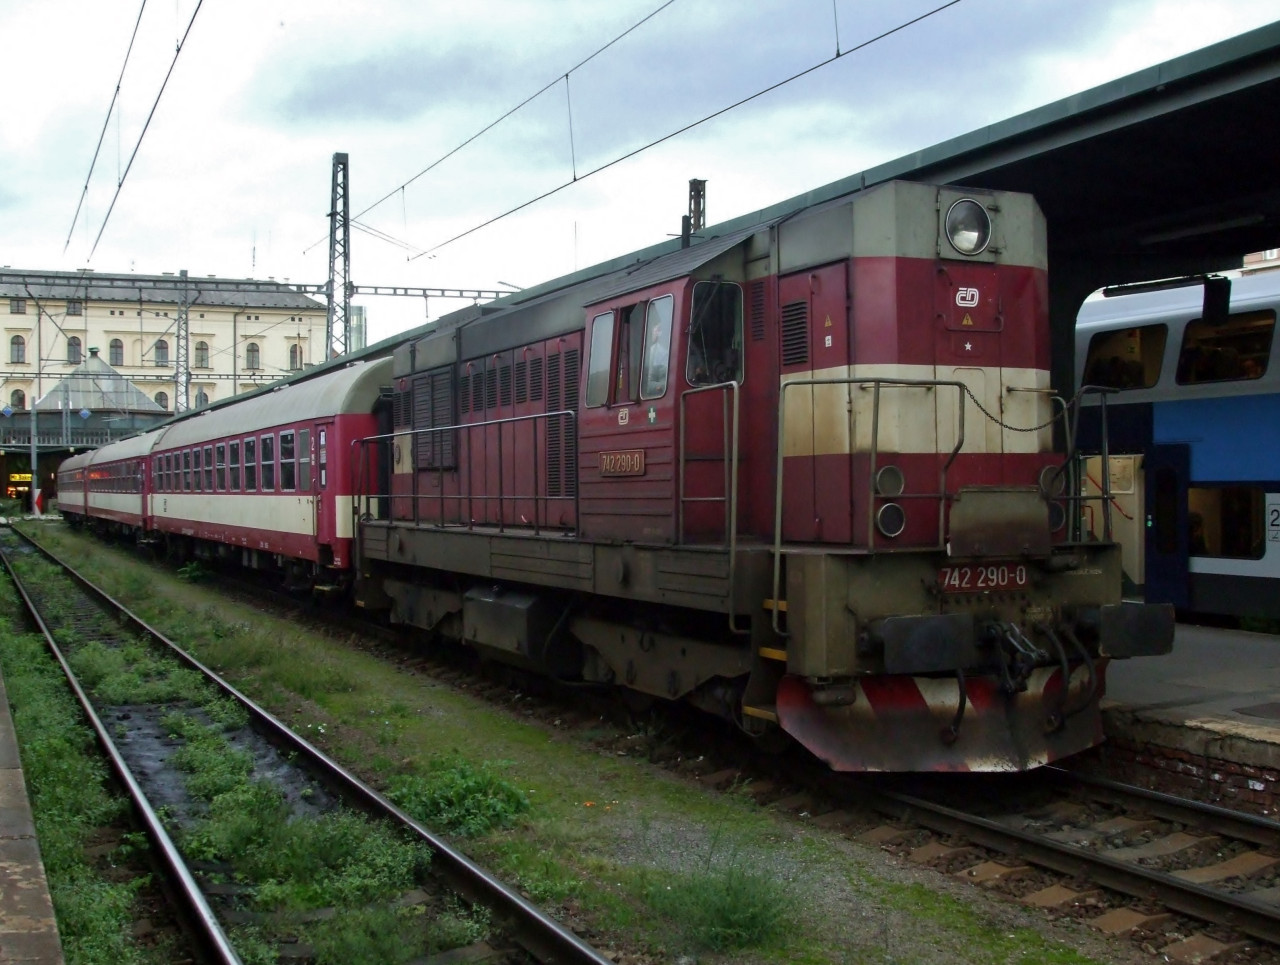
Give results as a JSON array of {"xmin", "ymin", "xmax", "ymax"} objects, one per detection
[
  {"xmin": 280, "ymin": 431, "xmax": 296, "ymax": 491},
  {"xmin": 687, "ymin": 281, "xmax": 743, "ymax": 386},
  {"xmin": 260, "ymin": 434, "xmax": 275, "ymax": 491},
  {"xmin": 215, "ymin": 443, "xmax": 226, "ymax": 491},
  {"xmin": 243, "ymin": 438, "xmax": 257, "ymax": 491},
  {"xmin": 1177, "ymin": 309, "xmax": 1275, "ymax": 384},
  {"xmin": 193, "ymin": 448, "xmax": 203, "ymax": 492},
  {"xmin": 229, "ymin": 441, "xmax": 241, "ymax": 491},
  {"xmin": 586, "ymin": 311, "xmax": 614, "ymax": 407},
  {"xmin": 1083, "ymin": 324, "xmax": 1166, "ymax": 390},
  {"xmin": 1188, "ymin": 486, "xmax": 1266, "ymax": 559},
  {"xmin": 318, "ymin": 428, "xmax": 328, "ymax": 488},
  {"xmin": 299, "ymin": 429, "xmax": 311, "ymax": 489},
  {"xmin": 203, "ymin": 446, "xmax": 214, "ymax": 490},
  {"xmin": 183, "ymin": 450, "xmax": 192, "ymax": 492}
]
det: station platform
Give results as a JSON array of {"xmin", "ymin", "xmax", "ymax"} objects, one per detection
[
  {"xmin": 0, "ymin": 669, "xmax": 63, "ymax": 964},
  {"xmin": 1097, "ymin": 622, "xmax": 1280, "ymax": 811}
]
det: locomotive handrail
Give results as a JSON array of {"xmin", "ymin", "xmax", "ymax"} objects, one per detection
[
  {"xmin": 1066, "ymin": 385, "xmax": 1117, "ymax": 543},
  {"xmin": 771, "ymin": 376, "xmax": 969, "ymax": 635},
  {"xmin": 352, "ymin": 409, "xmax": 579, "ymax": 542},
  {"xmin": 677, "ymin": 379, "xmax": 745, "ymax": 634}
]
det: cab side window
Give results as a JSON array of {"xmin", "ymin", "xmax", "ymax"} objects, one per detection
[{"xmin": 687, "ymin": 281, "xmax": 743, "ymax": 385}]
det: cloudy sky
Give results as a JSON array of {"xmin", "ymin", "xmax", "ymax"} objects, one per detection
[{"xmin": 2, "ymin": 0, "xmax": 1276, "ymax": 343}]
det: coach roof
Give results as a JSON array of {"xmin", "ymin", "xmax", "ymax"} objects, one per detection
[{"xmin": 158, "ymin": 357, "xmax": 392, "ymax": 448}]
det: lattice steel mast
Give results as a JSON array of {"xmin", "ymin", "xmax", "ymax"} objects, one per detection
[{"xmin": 326, "ymin": 152, "xmax": 352, "ymax": 358}]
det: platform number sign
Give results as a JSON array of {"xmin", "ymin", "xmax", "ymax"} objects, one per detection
[{"xmin": 1270, "ymin": 498, "xmax": 1280, "ymax": 545}]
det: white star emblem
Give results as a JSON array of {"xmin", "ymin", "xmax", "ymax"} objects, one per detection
[{"xmin": 964, "ymin": 342, "xmax": 973, "ymax": 351}]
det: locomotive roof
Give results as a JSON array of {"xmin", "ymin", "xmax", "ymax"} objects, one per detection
[
  {"xmin": 404, "ymin": 223, "xmax": 765, "ymax": 369},
  {"xmin": 158, "ymin": 356, "xmax": 392, "ymax": 448}
]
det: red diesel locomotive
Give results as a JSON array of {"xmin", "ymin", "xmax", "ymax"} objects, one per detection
[{"xmin": 60, "ymin": 180, "xmax": 1173, "ymax": 771}]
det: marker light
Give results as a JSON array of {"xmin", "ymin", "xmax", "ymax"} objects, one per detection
[
  {"xmin": 945, "ymin": 199, "xmax": 992, "ymax": 256},
  {"xmin": 876, "ymin": 502, "xmax": 906, "ymax": 538}
]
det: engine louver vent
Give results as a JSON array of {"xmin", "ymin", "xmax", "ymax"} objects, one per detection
[
  {"xmin": 514, "ymin": 360, "xmax": 528, "ymax": 404},
  {"xmin": 780, "ymin": 300, "xmax": 809, "ymax": 367},
  {"xmin": 749, "ymin": 280, "xmax": 766, "ymax": 342}
]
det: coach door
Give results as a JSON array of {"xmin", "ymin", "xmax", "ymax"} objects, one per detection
[
  {"xmin": 1145, "ymin": 443, "xmax": 1191, "ymax": 608},
  {"xmin": 314, "ymin": 422, "xmax": 335, "ymax": 550}
]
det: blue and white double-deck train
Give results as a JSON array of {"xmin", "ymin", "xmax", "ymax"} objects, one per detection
[{"xmin": 1075, "ymin": 270, "xmax": 1280, "ymax": 619}]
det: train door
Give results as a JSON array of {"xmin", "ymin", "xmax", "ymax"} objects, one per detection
[
  {"xmin": 314, "ymin": 421, "xmax": 334, "ymax": 551},
  {"xmin": 1144, "ymin": 443, "xmax": 1191, "ymax": 608},
  {"xmin": 778, "ymin": 263, "xmax": 852, "ymax": 543}
]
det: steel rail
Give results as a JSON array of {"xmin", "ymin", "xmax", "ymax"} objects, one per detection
[
  {"xmin": 1044, "ymin": 765, "xmax": 1280, "ymax": 847},
  {"xmin": 17, "ymin": 528, "xmax": 614, "ymax": 965},
  {"xmin": 0, "ymin": 536, "xmax": 243, "ymax": 965},
  {"xmin": 859, "ymin": 783, "xmax": 1280, "ymax": 945}
]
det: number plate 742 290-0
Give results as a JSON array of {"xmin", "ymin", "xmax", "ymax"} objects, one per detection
[{"xmin": 938, "ymin": 563, "xmax": 1029, "ymax": 593}]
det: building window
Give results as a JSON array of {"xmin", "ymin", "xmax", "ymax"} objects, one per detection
[
  {"xmin": 246, "ymin": 342, "xmax": 261, "ymax": 369},
  {"xmin": 9, "ymin": 298, "xmax": 25, "ymax": 314},
  {"xmin": 67, "ymin": 299, "xmax": 83, "ymax": 316},
  {"xmin": 155, "ymin": 391, "xmax": 168, "ymax": 410},
  {"xmin": 195, "ymin": 388, "xmax": 209, "ymax": 407},
  {"xmin": 110, "ymin": 338, "xmax": 124, "ymax": 366},
  {"xmin": 68, "ymin": 336, "xmax": 83, "ymax": 364},
  {"xmin": 289, "ymin": 344, "xmax": 302, "ymax": 370},
  {"xmin": 195, "ymin": 340, "xmax": 209, "ymax": 368},
  {"xmin": 9, "ymin": 335, "xmax": 25, "ymax": 364},
  {"xmin": 154, "ymin": 339, "xmax": 170, "ymax": 366},
  {"xmin": 9, "ymin": 389, "xmax": 24, "ymax": 410}
]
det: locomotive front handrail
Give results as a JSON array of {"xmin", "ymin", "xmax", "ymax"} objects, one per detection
[{"xmin": 771, "ymin": 375, "xmax": 970, "ymax": 635}]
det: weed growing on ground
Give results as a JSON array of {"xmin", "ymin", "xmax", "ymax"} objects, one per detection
[
  {"xmin": 386, "ymin": 754, "xmax": 531, "ymax": 836},
  {"xmin": 639, "ymin": 851, "xmax": 796, "ymax": 954}
]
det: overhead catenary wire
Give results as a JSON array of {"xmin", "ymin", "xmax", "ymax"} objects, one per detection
[
  {"xmin": 405, "ymin": 0, "xmax": 965, "ymax": 262},
  {"xmin": 302, "ymin": 0, "xmax": 680, "ymax": 256},
  {"xmin": 64, "ymin": 0, "xmax": 150, "ymax": 255},
  {"xmin": 86, "ymin": 0, "xmax": 204, "ymax": 262}
]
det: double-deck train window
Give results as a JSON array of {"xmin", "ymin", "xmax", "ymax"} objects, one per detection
[
  {"xmin": 261, "ymin": 434, "xmax": 276, "ymax": 491},
  {"xmin": 687, "ymin": 281, "xmax": 743, "ymax": 386},
  {"xmin": 215, "ymin": 444, "xmax": 226, "ymax": 491},
  {"xmin": 1188, "ymin": 486, "xmax": 1266, "ymax": 559},
  {"xmin": 244, "ymin": 438, "xmax": 257, "ymax": 491},
  {"xmin": 1176, "ymin": 309, "xmax": 1275, "ymax": 384},
  {"xmin": 1083, "ymin": 324, "xmax": 1166, "ymax": 390},
  {"xmin": 280, "ymin": 431, "xmax": 296, "ymax": 491},
  {"xmin": 230, "ymin": 441, "xmax": 241, "ymax": 491}
]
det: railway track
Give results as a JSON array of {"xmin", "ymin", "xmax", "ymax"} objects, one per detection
[{"xmin": 0, "ymin": 527, "xmax": 613, "ymax": 965}]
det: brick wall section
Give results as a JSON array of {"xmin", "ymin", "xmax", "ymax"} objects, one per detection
[{"xmin": 1088, "ymin": 708, "xmax": 1280, "ymax": 817}]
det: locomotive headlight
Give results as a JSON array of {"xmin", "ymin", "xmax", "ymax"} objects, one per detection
[{"xmin": 945, "ymin": 199, "xmax": 992, "ymax": 256}]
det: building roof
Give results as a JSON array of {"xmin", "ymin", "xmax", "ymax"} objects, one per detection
[
  {"xmin": 33, "ymin": 348, "xmax": 166, "ymax": 413},
  {"xmin": 1, "ymin": 269, "xmax": 325, "ymax": 311}
]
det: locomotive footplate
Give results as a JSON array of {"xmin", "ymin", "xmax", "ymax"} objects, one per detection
[{"xmin": 775, "ymin": 662, "xmax": 1110, "ymax": 773}]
